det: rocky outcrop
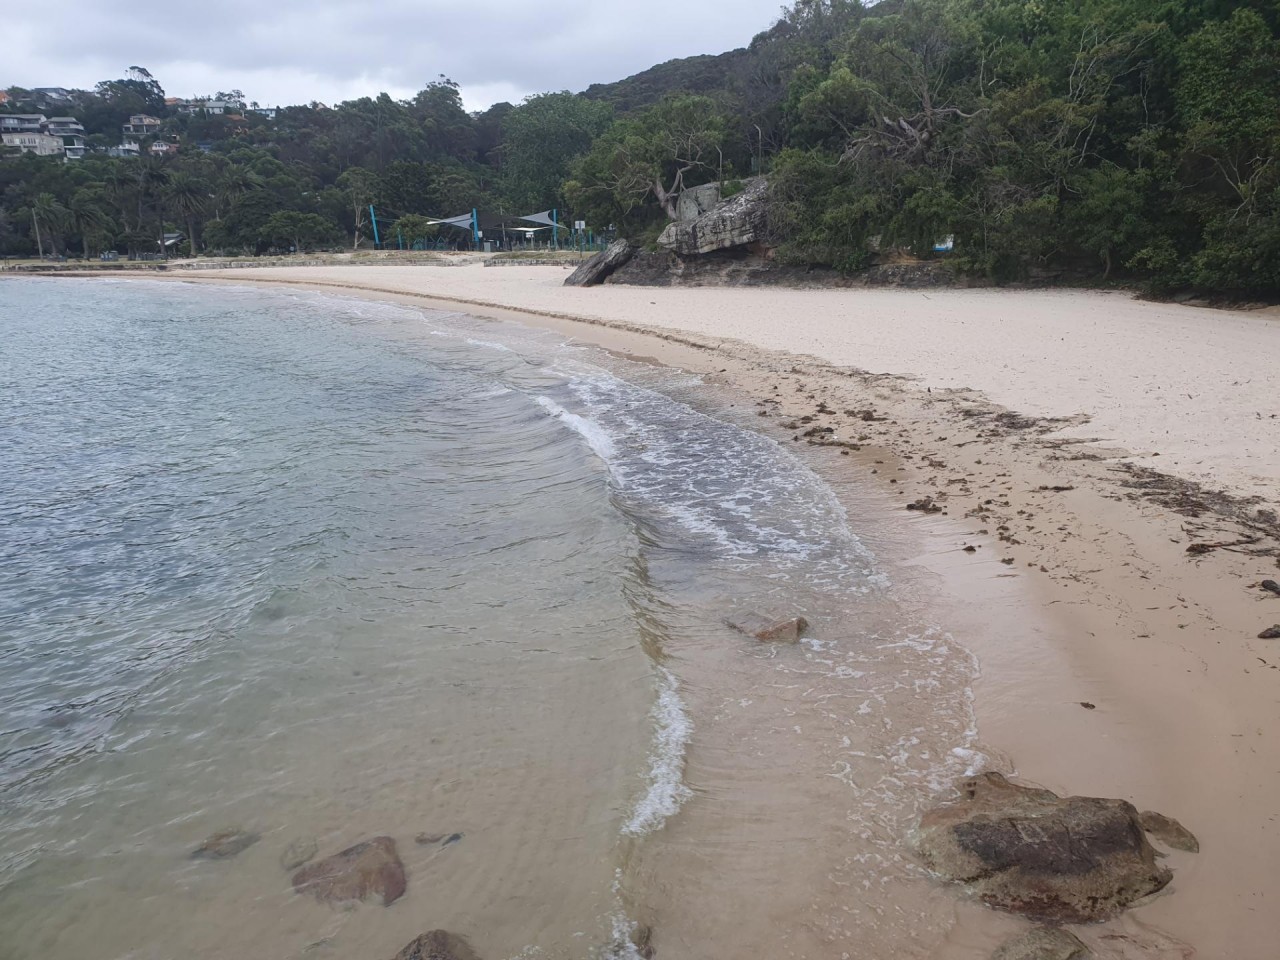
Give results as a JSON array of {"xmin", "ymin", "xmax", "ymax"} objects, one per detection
[
  {"xmin": 563, "ymin": 239, "xmax": 636, "ymax": 286},
  {"xmin": 392, "ymin": 930, "xmax": 480, "ymax": 960},
  {"xmin": 191, "ymin": 829, "xmax": 259, "ymax": 859},
  {"xmin": 726, "ymin": 612, "xmax": 809, "ymax": 642},
  {"xmin": 291, "ymin": 836, "xmax": 406, "ymax": 906},
  {"xmin": 675, "ymin": 182, "xmax": 722, "ymax": 221},
  {"xmin": 657, "ymin": 179, "xmax": 769, "ymax": 256},
  {"xmin": 992, "ymin": 928, "xmax": 1090, "ymax": 960},
  {"xmin": 911, "ymin": 772, "xmax": 1171, "ymax": 923}
]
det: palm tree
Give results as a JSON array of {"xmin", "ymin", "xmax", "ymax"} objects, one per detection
[
  {"xmin": 31, "ymin": 193, "xmax": 71, "ymax": 258},
  {"xmin": 214, "ymin": 166, "xmax": 264, "ymax": 218},
  {"xmin": 69, "ymin": 190, "xmax": 116, "ymax": 259},
  {"xmin": 134, "ymin": 157, "xmax": 170, "ymax": 256},
  {"xmin": 166, "ymin": 172, "xmax": 208, "ymax": 257}
]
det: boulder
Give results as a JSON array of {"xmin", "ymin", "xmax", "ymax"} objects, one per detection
[
  {"xmin": 992, "ymin": 927, "xmax": 1090, "ymax": 960},
  {"xmin": 675, "ymin": 182, "xmax": 722, "ymax": 221},
  {"xmin": 563, "ymin": 239, "xmax": 636, "ymax": 287},
  {"xmin": 191, "ymin": 829, "xmax": 259, "ymax": 859},
  {"xmin": 393, "ymin": 930, "xmax": 480, "ymax": 960},
  {"xmin": 657, "ymin": 179, "xmax": 769, "ymax": 256},
  {"xmin": 291, "ymin": 836, "xmax": 406, "ymax": 906},
  {"xmin": 911, "ymin": 772, "xmax": 1171, "ymax": 923},
  {"xmin": 726, "ymin": 612, "xmax": 809, "ymax": 643},
  {"xmin": 1138, "ymin": 811, "xmax": 1199, "ymax": 853}
]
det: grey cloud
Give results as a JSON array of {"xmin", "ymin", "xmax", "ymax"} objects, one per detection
[{"xmin": 8, "ymin": 0, "xmax": 789, "ymax": 107}]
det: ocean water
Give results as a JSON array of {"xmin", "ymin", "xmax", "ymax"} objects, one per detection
[{"xmin": 0, "ymin": 278, "xmax": 985, "ymax": 959}]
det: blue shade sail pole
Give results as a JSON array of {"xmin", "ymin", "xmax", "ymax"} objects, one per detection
[
  {"xmin": 552, "ymin": 208, "xmax": 558, "ymax": 250},
  {"xmin": 369, "ymin": 205, "xmax": 380, "ymax": 248},
  {"xmin": 472, "ymin": 209, "xmax": 479, "ymax": 247}
]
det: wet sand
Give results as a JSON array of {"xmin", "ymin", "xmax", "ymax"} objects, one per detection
[{"xmin": 120, "ymin": 266, "xmax": 1279, "ymax": 957}]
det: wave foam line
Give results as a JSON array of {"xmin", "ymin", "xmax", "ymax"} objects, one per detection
[
  {"xmin": 622, "ymin": 667, "xmax": 693, "ymax": 837},
  {"xmin": 535, "ymin": 395, "xmax": 619, "ymax": 465}
]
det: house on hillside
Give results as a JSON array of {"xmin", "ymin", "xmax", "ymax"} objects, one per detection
[
  {"xmin": 2, "ymin": 132, "xmax": 65, "ymax": 157},
  {"xmin": 174, "ymin": 99, "xmax": 238, "ymax": 116},
  {"xmin": 0, "ymin": 91, "xmax": 11, "ymax": 105},
  {"xmin": 149, "ymin": 139, "xmax": 179, "ymax": 156},
  {"xmin": 123, "ymin": 114, "xmax": 162, "ymax": 139},
  {"xmin": 248, "ymin": 106, "xmax": 277, "ymax": 120},
  {"xmin": 32, "ymin": 87, "xmax": 73, "ymax": 103},
  {"xmin": 107, "ymin": 142, "xmax": 141, "ymax": 157},
  {"xmin": 0, "ymin": 114, "xmax": 47, "ymax": 134},
  {"xmin": 43, "ymin": 117, "xmax": 85, "ymax": 137}
]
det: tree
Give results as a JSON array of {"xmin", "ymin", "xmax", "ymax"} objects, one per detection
[
  {"xmin": 393, "ymin": 214, "xmax": 438, "ymax": 247},
  {"xmin": 336, "ymin": 167, "xmax": 379, "ymax": 248},
  {"xmin": 31, "ymin": 193, "xmax": 70, "ymax": 257},
  {"xmin": 68, "ymin": 188, "xmax": 116, "ymax": 258},
  {"xmin": 567, "ymin": 95, "xmax": 729, "ymax": 225},
  {"xmin": 262, "ymin": 210, "xmax": 338, "ymax": 252},
  {"xmin": 166, "ymin": 172, "xmax": 209, "ymax": 256},
  {"xmin": 501, "ymin": 92, "xmax": 614, "ymax": 212}
]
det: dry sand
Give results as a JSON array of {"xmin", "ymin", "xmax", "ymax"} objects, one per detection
[{"xmin": 114, "ymin": 265, "xmax": 1280, "ymax": 957}]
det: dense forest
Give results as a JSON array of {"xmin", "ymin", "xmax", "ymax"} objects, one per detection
[{"xmin": 3, "ymin": 0, "xmax": 1278, "ymax": 295}]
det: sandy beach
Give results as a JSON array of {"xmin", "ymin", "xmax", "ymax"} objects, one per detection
[{"xmin": 83, "ymin": 265, "xmax": 1280, "ymax": 957}]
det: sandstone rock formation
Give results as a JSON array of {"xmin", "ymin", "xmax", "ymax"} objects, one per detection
[
  {"xmin": 992, "ymin": 927, "xmax": 1091, "ymax": 960},
  {"xmin": 291, "ymin": 836, "xmax": 406, "ymax": 906},
  {"xmin": 191, "ymin": 828, "xmax": 259, "ymax": 859},
  {"xmin": 392, "ymin": 930, "xmax": 480, "ymax": 960},
  {"xmin": 657, "ymin": 179, "xmax": 768, "ymax": 256},
  {"xmin": 911, "ymin": 772, "xmax": 1171, "ymax": 923},
  {"xmin": 1138, "ymin": 811, "xmax": 1199, "ymax": 853},
  {"xmin": 726, "ymin": 612, "xmax": 809, "ymax": 642},
  {"xmin": 563, "ymin": 239, "xmax": 636, "ymax": 287},
  {"xmin": 675, "ymin": 182, "xmax": 722, "ymax": 222}
]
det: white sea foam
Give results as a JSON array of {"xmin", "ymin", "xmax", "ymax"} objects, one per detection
[
  {"xmin": 534, "ymin": 396, "xmax": 619, "ymax": 465},
  {"xmin": 622, "ymin": 667, "xmax": 693, "ymax": 837}
]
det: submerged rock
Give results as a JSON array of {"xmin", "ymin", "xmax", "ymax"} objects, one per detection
[
  {"xmin": 280, "ymin": 836, "xmax": 319, "ymax": 871},
  {"xmin": 563, "ymin": 240, "xmax": 636, "ymax": 287},
  {"xmin": 911, "ymin": 772, "xmax": 1171, "ymax": 923},
  {"xmin": 1138, "ymin": 811, "xmax": 1199, "ymax": 853},
  {"xmin": 992, "ymin": 927, "xmax": 1090, "ymax": 960},
  {"xmin": 392, "ymin": 930, "xmax": 480, "ymax": 960},
  {"xmin": 725, "ymin": 612, "xmax": 809, "ymax": 643},
  {"xmin": 191, "ymin": 829, "xmax": 260, "ymax": 859},
  {"xmin": 291, "ymin": 836, "xmax": 406, "ymax": 906}
]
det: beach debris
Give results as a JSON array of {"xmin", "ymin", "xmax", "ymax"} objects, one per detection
[
  {"xmin": 846, "ymin": 408, "xmax": 887, "ymax": 421},
  {"xmin": 910, "ymin": 772, "xmax": 1171, "ymax": 923},
  {"xmin": 280, "ymin": 836, "xmax": 319, "ymax": 871},
  {"xmin": 1258, "ymin": 625, "xmax": 1280, "ymax": 639},
  {"xmin": 963, "ymin": 545, "xmax": 978, "ymax": 553},
  {"xmin": 1184, "ymin": 535, "xmax": 1259, "ymax": 555},
  {"xmin": 1079, "ymin": 702, "xmax": 1096, "ymax": 710},
  {"xmin": 563, "ymin": 239, "xmax": 636, "ymax": 287},
  {"xmin": 725, "ymin": 612, "xmax": 809, "ymax": 643},
  {"xmin": 392, "ymin": 930, "xmax": 480, "ymax": 960},
  {"xmin": 191, "ymin": 828, "xmax": 260, "ymax": 860},
  {"xmin": 1035, "ymin": 485, "xmax": 1076, "ymax": 493},
  {"xmin": 1260, "ymin": 579, "xmax": 1280, "ymax": 596},
  {"xmin": 906, "ymin": 497, "xmax": 943, "ymax": 514},
  {"xmin": 292, "ymin": 836, "xmax": 406, "ymax": 906},
  {"xmin": 991, "ymin": 927, "xmax": 1090, "ymax": 960},
  {"xmin": 414, "ymin": 832, "xmax": 445, "ymax": 845},
  {"xmin": 1138, "ymin": 811, "xmax": 1200, "ymax": 853}
]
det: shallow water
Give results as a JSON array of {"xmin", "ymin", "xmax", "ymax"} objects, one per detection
[{"xmin": 0, "ymin": 279, "xmax": 986, "ymax": 959}]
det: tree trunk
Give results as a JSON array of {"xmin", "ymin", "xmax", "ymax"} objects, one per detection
[
  {"xmin": 32, "ymin": 210, "xmax": 44, "ymax": 258},
  {"xmin": 187, "ymin": 216, "xmax": 198, "ymax": 258}
]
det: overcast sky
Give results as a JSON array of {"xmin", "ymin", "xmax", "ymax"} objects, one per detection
[{"xmin": 5, "ymin": 0, "xmax": 792, "ymax": 111}]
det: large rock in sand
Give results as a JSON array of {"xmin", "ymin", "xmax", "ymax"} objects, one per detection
[
  {"xmin": 563, "ymin": 239, "xmax": 636, "ymax": 286},
  {"xmin": 911, "ymin": 772, "xmax": 1171, "ymax": 923},
  {"xmin": 291, "ymin": 836, "xmax": 406, "ymax": 906},
  {"xmin": 657, "ymin": 179, "xmax": 768, "ymax": 256},
  {"xmin": 393, "ymin": 930, "xmax": 480, "ymax": 960}
]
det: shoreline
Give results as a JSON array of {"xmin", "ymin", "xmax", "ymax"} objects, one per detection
[{"xmin": 23, "ymin": 269, "xmax": 1280, "ymax": 956}]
